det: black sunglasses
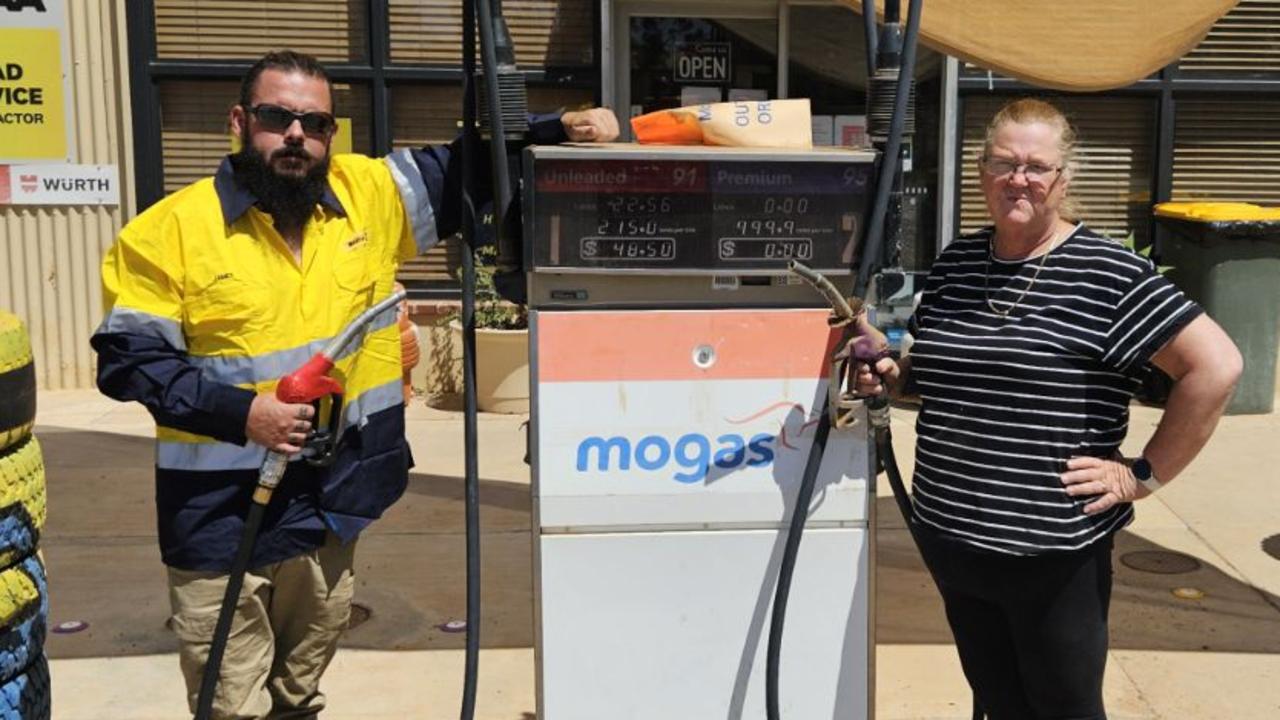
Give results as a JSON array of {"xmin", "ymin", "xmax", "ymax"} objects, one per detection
[{"xmin": 247, "ymin": 104, "xmax": 336, "ymax": 136}]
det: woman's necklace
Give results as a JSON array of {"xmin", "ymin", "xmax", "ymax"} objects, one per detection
[{"xmin": 984, "ymin": 226, "xmax": 1067, "ymax": 317}]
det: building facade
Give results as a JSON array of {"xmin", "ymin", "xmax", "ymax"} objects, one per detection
[{"xmin": 2, "ymin": 0, "xmax": 1278, "ymax": 389}]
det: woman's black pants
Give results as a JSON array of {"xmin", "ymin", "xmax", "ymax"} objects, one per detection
[{"xmin": 915, "ymin": 526, "xmax": 1114, "ymax": 720}]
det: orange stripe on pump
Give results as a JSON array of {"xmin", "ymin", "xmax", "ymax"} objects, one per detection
[{"xmin": 536, "ymin": 310, "xmax": 841, "ymax": 382}]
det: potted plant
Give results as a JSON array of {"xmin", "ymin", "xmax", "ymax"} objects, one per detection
[{"xmin": 450, "ymin": 245, "xmax": 529, "ymax": 413}]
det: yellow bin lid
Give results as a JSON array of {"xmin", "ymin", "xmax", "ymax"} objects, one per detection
[{"xmin": 1154, "ymin": 202, "xmax": 1280, "ymax": 222}]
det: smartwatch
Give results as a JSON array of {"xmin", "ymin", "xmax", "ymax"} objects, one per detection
[{"xmin": 1131, "ymin": 456, "xmax": 1163, "ymax": 493}]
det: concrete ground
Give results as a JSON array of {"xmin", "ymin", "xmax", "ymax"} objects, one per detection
[{"xmin": 36, "ymin": 388, "xmax": 1280, "ymax": 719}]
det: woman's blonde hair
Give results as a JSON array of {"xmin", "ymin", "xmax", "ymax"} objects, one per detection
[{"xmin": 982, "ymin": 98, "xmax": 1081, "ymax": 220}]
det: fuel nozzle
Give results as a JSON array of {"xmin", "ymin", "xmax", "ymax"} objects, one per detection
[{"xmin": 788, "ymin": 261, "xmax": 890, "ymax": 428}]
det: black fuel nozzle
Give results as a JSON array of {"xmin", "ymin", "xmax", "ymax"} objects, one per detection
[
  {"xmin": 788, "ymin": 260, "xmax": 891, "ymax": 428},
  {"xmin": 303, "ymin": 394, "xmax": 344, "ymax": 467}
]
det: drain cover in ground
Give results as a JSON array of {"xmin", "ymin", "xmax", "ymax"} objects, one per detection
[
  {"xmin": 347, "ymin": 602, "xmax": 372, "ymax": 630},
  {"xmin": 1120, "ymin": 550, "xmax": 1201, "ymax": 574},
  {"xmin": 1262, "ymin": 534, "xmax": 1280, "ymax": 561}
]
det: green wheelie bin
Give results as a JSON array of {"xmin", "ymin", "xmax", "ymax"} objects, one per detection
[{"xmin": 1154, "ymin": 202, "xmax": 1280, "ymax": 415}]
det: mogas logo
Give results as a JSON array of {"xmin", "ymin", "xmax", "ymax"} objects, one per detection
[{"xmin": 574, "ymin": 401, "xmax": 820, "ymax": 484}]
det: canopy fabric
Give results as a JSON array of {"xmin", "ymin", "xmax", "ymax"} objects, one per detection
[{"xmin": 841, "ymin": 1, "xmax": 1239, "ymax": 91}]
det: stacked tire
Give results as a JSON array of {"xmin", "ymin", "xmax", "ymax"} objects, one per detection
[{"xmin": 0, "ymin": 313, "xmax": 50, "ymax": 720}]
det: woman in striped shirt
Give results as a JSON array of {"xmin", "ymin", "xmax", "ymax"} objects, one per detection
[{"xmin": 854, "ymin": 98, "xmax": 1242, "ymax": 719}]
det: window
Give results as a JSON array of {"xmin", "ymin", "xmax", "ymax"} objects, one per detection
[
  {"xmin": 133, "ymin": 0, "xmax": 598, "ymax": 296},
  {"xmin": 154, "ymin": 0, "xmax": 369, "ymax": 61},
  {"xmin": 1178, "ymin": 0, "xmax": 1280, "ymax": 76},
  {"xmin": 627, "ymin": 16, "xmax": 778, "ymax": 114},
  {"xmin": 1172, "ymin": 97, "xmax": 1280, "ymax": 205},
  {"xmin": 389, "ymin": 84, "xmax": 595, "ymax": 286},
  {"xmin": 388, "ymin": 0, "xmax": 594, "ymax": 67},
  {"xmin": 158, "ymin": 80, "xmax": 372, "ymax": 193},
  {"xmin": 960, "ymin": 95, "xmax": 1156, "ymax": 246}
]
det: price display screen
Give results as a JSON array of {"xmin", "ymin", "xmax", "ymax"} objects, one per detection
[{"xmin": 526, "ymin": 154, "xmax": 874, "ymax": 273}]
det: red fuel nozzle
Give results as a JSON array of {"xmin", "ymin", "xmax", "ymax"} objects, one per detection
[{"xmin": 275, "ymin": 354, "xmax": 342, "ymax": 404}]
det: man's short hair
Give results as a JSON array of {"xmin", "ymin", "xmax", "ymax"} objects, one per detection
[{"xmin": 239, "ymin": 50, "xmax": 333, "ymax": 111}]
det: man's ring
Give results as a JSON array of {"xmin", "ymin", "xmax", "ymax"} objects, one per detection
[
  {"xmin": 297, "ymin": 407, "xmax": 308, "ymax": 419},
  {"xmin": 294, "ymin": 421, "xmax": 308, "ymax": 432}
]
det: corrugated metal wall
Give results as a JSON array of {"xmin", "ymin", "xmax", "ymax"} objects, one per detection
[{"xmin": 0, "ymin": 1, "xmax": 134, "ymax": 389}]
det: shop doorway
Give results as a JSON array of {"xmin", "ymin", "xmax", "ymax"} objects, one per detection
[{"xmin": 608, "ymin": 1, "xmax": 781, "ymax": 140}]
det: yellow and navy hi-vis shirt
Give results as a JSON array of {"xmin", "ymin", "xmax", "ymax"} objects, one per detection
[{"xmin": 90, "ymin": 115, "xmax": 566, "ymax": 571}]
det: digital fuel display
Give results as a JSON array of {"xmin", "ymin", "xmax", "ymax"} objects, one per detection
[
  {"xmin": 719, "ymin": 238, "xmax": 813, "ymax": 261},
  {"xmin": 524, "ymin": 149, "xmax": 875, "ymax": 273},
  {"xmin": 582, "ymin": 237, "xmax": 677, "ymax": 261}
]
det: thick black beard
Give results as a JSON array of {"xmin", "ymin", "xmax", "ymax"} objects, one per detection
[{"xmin": 230, "ymin": 140, "xmax": 330, "ymax": 235}]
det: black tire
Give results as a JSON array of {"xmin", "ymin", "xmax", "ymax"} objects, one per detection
[
  {"xmin": 0, "ymin": 555, "xmax": 46, "ymax": 688},
  {"xmin": 0, "ymin": 651, "xmax": 49, "ymax": 720},
  {"xmin": 0, "ymin": 314, "xmax": 36, "ymax": 455},
  {"xmin": 0, "ymin": 440, "xmax": 43, "ymax": 571}
]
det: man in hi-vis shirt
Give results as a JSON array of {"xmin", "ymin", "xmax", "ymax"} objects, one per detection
[{"xmin": 92, "ymin": 50, "xmax": 618, "ymax": 718}]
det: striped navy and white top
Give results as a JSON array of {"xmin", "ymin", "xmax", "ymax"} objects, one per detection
[{"xmin": 906, "ymin": 224, "xmax": 1201, "ymax": 555}]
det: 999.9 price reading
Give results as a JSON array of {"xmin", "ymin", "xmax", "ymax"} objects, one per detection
[{"xmin": 733, "ymin": 218, "xmax": 797, "ymax": 236}]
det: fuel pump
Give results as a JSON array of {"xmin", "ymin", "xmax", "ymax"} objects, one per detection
[
  {"xmin": 471, "ymin": 0, "xmax": 935, "ymax": 717},
  {"xmin": 522, "ymin": 143, "xmax": 878, "ymax": 718},
  {"xmin": 510, "ymin": 2, "xmax": 934, "ymax": 718}
]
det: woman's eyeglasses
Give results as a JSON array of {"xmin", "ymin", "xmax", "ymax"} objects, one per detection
[
  {"xmin": 981, "ymin": 157, "xmax": 1061, "ymax": 183},
  {"xmin": 248, "ymin": 104, "xmax": 337, "ymax": 137}
]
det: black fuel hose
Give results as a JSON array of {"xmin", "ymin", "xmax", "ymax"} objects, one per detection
[
  {"xmin": 193, "ymin": 501, "xmax": 267, "ymax": 720},
  {"xmin": 765, "ymin": 1, "xmax": 924, "ymax": 718},
  {"xmin": 462, "ymin": 2, "xmax": 523, "ymax": 717},
  {"xmin": 459, "ymin": 0, "xmax": 482, "ymax": 717},
  {"xmin": 764, "ymin": 401, "xmax": 834, "ymax": 718},
  {"xmin": 871, "ymin": 399, "xmax": 911, "ymax": 522},
  {"xmin": 875, "ymin": 404, "xmax": 983, "ymax": 717},
  {"xmin": 855, "ymin": 0, "xmax": 924, "ymax": 299}
]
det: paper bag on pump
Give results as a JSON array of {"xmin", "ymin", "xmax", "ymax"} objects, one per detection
[{"xmin": 631, "ymin": 99, "xmax": 812, "ymax": 148}]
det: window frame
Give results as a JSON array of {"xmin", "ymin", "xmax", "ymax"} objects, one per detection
[
  {"xmin": 126, "ymin": 0, "xmax": 600, "ymax": 296},
  {"xmin": 954, "ymin": 61, "xmax": 1280, "ymax": 252}
]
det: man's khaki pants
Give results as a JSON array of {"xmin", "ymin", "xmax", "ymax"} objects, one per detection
[{"xmin": 167, "ymin": 532, "xmax": 356, "ymax": 720}]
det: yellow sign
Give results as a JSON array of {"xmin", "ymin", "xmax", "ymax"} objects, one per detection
[
  {"xmin": 0, "ymin": 28, "xmax": 68, "ymax": 161},
  {"xmin": 230, "ymin": 117, "xmax": 353, "ymax": 155}
]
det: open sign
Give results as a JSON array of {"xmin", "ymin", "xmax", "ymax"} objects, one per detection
[{"xmin": 673, "ymin": 42, "xmax": 731, "ymax": 83}]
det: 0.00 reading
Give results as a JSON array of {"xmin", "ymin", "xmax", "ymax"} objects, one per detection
[
  {"xmin": 718, "ymin": 238, "xmax": 813, "ymax": 261},
  {"xmin": 762, "ymin": 197, "xmax": 809, "ymax": 215}
]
